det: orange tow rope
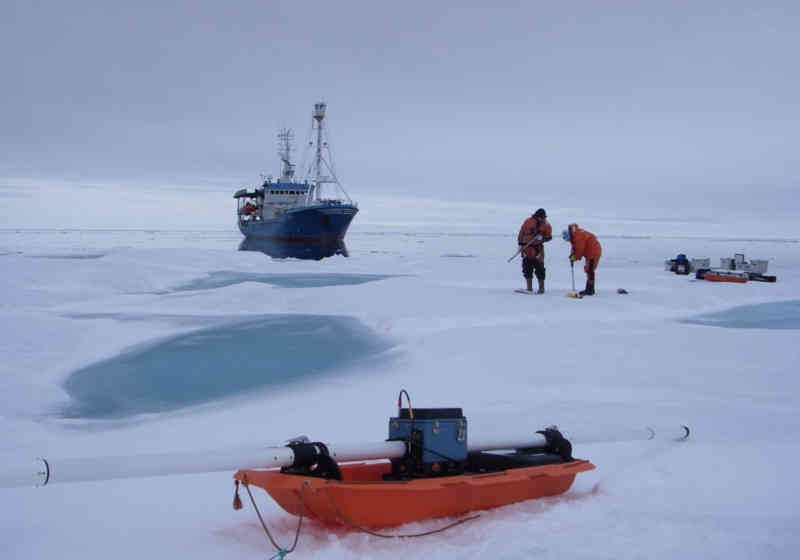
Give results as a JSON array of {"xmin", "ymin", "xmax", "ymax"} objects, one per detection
[{"xmin": 235, "ymin": 474, "xmax": 305, "ymax": 558}]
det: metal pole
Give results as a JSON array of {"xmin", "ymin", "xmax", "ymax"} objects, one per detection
[
  {"xmin": 508, "ymin": 237, "xmax": 539, "ymax": 263},
  {"xmin": 571, "ymin": 260, "xmax": 576, "ymax": 292}
]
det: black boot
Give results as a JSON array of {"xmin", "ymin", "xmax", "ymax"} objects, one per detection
[
  {"xmin": 525, "ymin": 277, "xmax": 533, "ymax": 292},
  {"xmin": 579, "ymin": 281, "xmax": 595, "ymax": 296}
]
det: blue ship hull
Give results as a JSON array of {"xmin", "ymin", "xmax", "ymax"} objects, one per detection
[
  {"xmin": 239, "ymin": 238, "xmax": 348, "ymax": 260},
  {"xmin": 239, "ymin": 203, "xmax": 358, "ymax": 242}
]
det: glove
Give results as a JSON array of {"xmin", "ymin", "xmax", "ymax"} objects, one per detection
[{"xmin": 569, "ymin": 254, "xmax": 577, "ymax": 263}]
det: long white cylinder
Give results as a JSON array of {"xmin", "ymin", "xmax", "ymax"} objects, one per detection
[
  {"xmin": 0, "ymin": 425, "xmax": 688, "ymax": 489},
  {"xmin": 470, "ymin": 425, "xmax": 689, "ymax": 451},
  {"xmin": 327, "ymin": 441, "xmax": 406, "ymax": 462},
  {"xmin": 2, "ymin": 459, "xmax": 50, "ymax": 488},
  {"xmin": 0, "ymin": 443, "xmax": 410, "ymax": 489},
  {"xmin": 0, "ymin": 447, "xmax": 294, "ymax": 489}
]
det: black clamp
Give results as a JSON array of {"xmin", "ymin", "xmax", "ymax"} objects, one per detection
[
  {"xmin": 285, "ymin": 441, "xmax": 342, "ymax": 480},
  {"xmin": 536, "ymin": 427, "xmax": 573, "ymax": 461}
]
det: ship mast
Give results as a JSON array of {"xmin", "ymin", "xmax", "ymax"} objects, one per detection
[
  {"xmin": 300, "ymin": 101, "xmax": 354, "ymax": 204},
  {"xmin": 277, "ymin": 128, "xmax": 295, "ymax": 180},
  {"xmin": 312, "ymin": 102, "xmax": 329, "ymax": 199}
]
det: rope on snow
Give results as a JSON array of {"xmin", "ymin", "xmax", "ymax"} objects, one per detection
[{"xmin": 236, "ymin": 475, "xmax": 305, "ymax": 558}]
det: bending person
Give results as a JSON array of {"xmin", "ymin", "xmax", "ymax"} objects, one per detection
[{"xmin": 562, "ymin": 223, "xmax": 602, "ymax": 296}]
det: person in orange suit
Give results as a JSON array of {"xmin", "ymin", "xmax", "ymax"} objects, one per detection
[
  {"xmin": 562, "ymin": 223, "xmax": 602, "ymax": 296},
  {"xmin": 517, "ymin": 208, "xmax": 552, "ymax": 293},
  {"xmin": 240, "ymin": 201, "xmax": 258, "ymax": 216}
]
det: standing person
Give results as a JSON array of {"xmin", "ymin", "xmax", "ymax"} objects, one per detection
[
  {"xmin": 517, "ymin": 208, "xmax": 552, "ymax": 293},
  {"xmin": 562, "ymin": 223, "xmax": 602, "ymax": 296}
]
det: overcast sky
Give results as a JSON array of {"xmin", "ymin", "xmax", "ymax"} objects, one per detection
[{"xmin": 1, "ymin": 1, "xmax": 798, "ymax": 219}]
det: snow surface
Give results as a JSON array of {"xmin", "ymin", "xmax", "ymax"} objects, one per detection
[{"xmin": 1, "ymin": 213, "xmax": 799, "ymax": 560}]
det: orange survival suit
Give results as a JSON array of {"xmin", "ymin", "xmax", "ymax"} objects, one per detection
[
  {"xmin": 567, "ymin": 223, "xmax": 601, "ymax": 296},
  {"xmin": 517, "ymin": 208, "xmax": 552, "ymax": 292},
  {"xmin": 240, "ymin": 202, "xmax": 258, "ymax": 216}
]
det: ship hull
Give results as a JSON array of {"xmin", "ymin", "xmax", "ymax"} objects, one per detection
[
  {"xmin": 239, "ymin": 204, "xmax": 358, "ymax": 242},
  {"xmin": 238, "ymin": 237, "xmax": 348, "ymax": 260}
]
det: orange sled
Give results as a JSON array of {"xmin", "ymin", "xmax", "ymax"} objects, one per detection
[
  {"xmin": 704, "ymin": 270, "xmax": 748, "ymax": 283},
  {"xmin": 234, "ymin": 457, "xmax": 595, "ymax": 528}
]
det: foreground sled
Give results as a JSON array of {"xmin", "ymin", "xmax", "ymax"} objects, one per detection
[
  {"xmin": 233, "ymin": 395, "xmax": 599, "ymax": 529},
  {"xmin": 235, "ymin": 446, "xmax": 594, "ymax": 528}
]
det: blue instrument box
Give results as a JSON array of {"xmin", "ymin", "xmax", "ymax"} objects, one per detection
[{"xmin": 388, "ymin": 408, "xmax": 467, "ymax": 473}]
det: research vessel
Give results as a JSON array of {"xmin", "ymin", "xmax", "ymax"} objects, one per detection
[{"xmin": 233, "ymin": 102, "xmax": 358, "ymax": 242}]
